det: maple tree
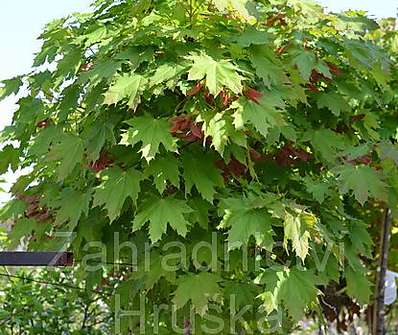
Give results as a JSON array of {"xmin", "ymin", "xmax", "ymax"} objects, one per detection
[{"xmin": 1, "ymin": 0, "xmax": 398, "ymax": 333}]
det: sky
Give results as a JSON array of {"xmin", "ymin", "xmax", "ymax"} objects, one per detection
[
  {"xmin": 0, "ymin": 1, "xmax": 92, "ymax": 203},
  {"xmin": 318, "ymin": 0, "xmax": 397, "ymax": 18},
  {"xmin": 0, "ymin": 0, "xmax": 396, "ymax": 203}
]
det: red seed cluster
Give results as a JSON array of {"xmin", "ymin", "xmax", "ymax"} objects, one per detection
[
  {"xmin": 275, "ymin": 143, "xmax": 312, "ymax": 167},
  {"xmin": 88, "ymin": 151, "xmax": 114, "ymax": 173},
  {"xmin": 170, "ymin": 116, "xmax": 204, "ymax": 142},
  {"xmin": 36, "ymin": 119, "xmax": 51, "ymax": 129},
  {"xmin": 18, "ymin": 194, "xmax": 51, "ymax": 222},
  {"xmin": 187, "ymin": 82, "xmax": 203, "ymax": 96},
  {"xmin": 244, "ymin": 88, "xmax": 263, "ymax": 104},
  {"xmin": 216, "ymin": 158, "xmax": 248, "ymax": 181}
]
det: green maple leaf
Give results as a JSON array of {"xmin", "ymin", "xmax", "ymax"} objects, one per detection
[
  {"xmin": 0, "ymin": 145, "xmax": 20, "ymax": 174},
  {"xmin": 78, "ymin": 60, "xmax": 121, "ymax": 86},
  {"xmin": 348, "ymin": 221, "xmax": 373, "ymax": 257},
  {"xmin": 149, "ymin": 63, "xmax": 187, "ymax": 88},
  {"xmin": 283, "ymin": 211, "xmax": 314, "ymax": 262},
  {"xmin": 56, "ymin": 48, "xmax": 82, "ymax": 77},
  {"xmin": 227, "ymin": 209, "xmax": 274, "ymax": 251},
  {"xmin": 144, "ymin": 154, "xmax": 180, "ymax": 194},
  {"xmin": 84, "ymin": 122, "xmax": 116, "ymax": 162},
  {"xmin": 343, "ymin": 143, "xmax": 371, "ymax": 161},
  {"xmin": 379, "ymin": 141, "xmax": 398, "ymax": 165},
  {"xmin": 212, "ymin": 0, "xmax": 257, "ymax": 22},
  {"xmin": 7, "ymin": 218, "xmax": 33, "ymax": 248},
  {"xmin": 0, "ymin": 77, "xmax": 23, "ymax": 100},
  {"xmin": 276, "ymin": 267, "xmax": 318, "ymax": 321},
  {"xmin": 256, "ymin": 267, "xmax": 284, "ymax": 313},
  {"xmin": 362, "ymin": 113, "xmax": 380, "ymax": 141},
  {"xmin": 317, "ymin": 92, "xmax": 350, "ymax": 116},
  {"xmin": 315, "ymin": 246, "xmax": 341, "ymax": 285},
  {"xmin": 224, "ymin": 282, "xmax": 259, "ymax": 308},
  {"xmin": 8, "ymin": 218, "xmax": 52, "ymax": 249},
  {"xmin": 220, "ymin": 194, "xmax": 276, "ymax": 250},
  {"xmin": 294, "ymin": 51, "xmax": 317, "ymax": 81},
  {"xmin": 47, "ymin": 134, "xmax": 84, "ymax": 181},
  {"xmin": 201, "ymin": 113, "xmax": 228, "ymax": 154},
  {"xmin": 231, "ymin": 97, "xmax": 285, "ymax": 138},
  {"xmin": 311, "ymin": 129, "xmax": 347, "ymax": 163},
  {"xmin": 234, "ymin": 27, "xmax": 269, "ymax": 47},
  {"xmin": 120, "ymin": 114, "xmax": 177, "ymax": 162},
  {"xmin": 172, "ymin": 272, "xmax": 222, "ymax": 316},
  {"xmin": 249, "ymin": 46, "xmax": 288, "ymax": 87},
  {"xmin": 133, "ymin": 196, "xmax": 193, "ymax": 242},
  {"xmin": 103, "ymin": 74, "xmax": 148, "ymax": 109},
  {"xmin": 197, "ymin": 112, "xmax": 230, "ymax": 155},
  {"xmin": 197, "ymin": 111, "xmax": 247, "ymax": 156},
  {"xmin": 345, "ymin": 266, "xmax": 372, "ymax": 305},
  {"xmin": 182, "ymin": 149, "xmax": 224, "ymax": 202},
  {"xmin": 55, "ymin": 188, "xmax": 92, "ymax": 229},
  {"xmin": 0, "ymin": 199, "xmax": 26, "ymax": 222},
  {"xmin": 188, "ymin": 197, "xmax": 210, "ymax": 230},
  {"xmin": 345, "ymin": 242, "xmax": 366, "ymax": 272},
  {"xmin": 93, "ymin": 167, "xmax": 142, "ymax": 222},
  {"xmin": 29, "ymin": 126, "xmax": 63, "ymax": 157},
  {"xmin": 344, "ymin": 40, "xmax": 383, "ymax": 70},
  {"xmin": 58, "ymin": 84, "xmax": 81, "ymax": 122},
  {"xmin": 303, "ymin": 177, "xmax": 331, "ymax": 204},
  {"xmin": 187, "ymin": 53, "xmax": 243, "ymax": 96},
  {"xmin": 133, "ymin": 252, "xmax": 176, "ymax": 289},
  {"xmin": 78, "ymin": 25, "xmax": 108, "ymax": 46},
  {"xmin": 335, "ymin": 165, "xmax": 387, "ymax": 205},
  {"xmin": 220, "ymin": 199, "xmax": 274, "ymax": 250},
  {"xmin": 293, "ymin": 51, "xmax": 332, "ymax": 82}
]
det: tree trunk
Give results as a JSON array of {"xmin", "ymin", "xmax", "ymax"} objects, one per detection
[
  {"xmin": 373, "ymin": 208, "xmax": 392, "ymax": 335},
  {"xmin": 184, "ymin": 319, "xmax": 191, "ymax": 335}
]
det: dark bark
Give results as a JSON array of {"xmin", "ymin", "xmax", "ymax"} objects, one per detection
[
  {"xmin": 373, "ymin": 208, "xmax": 392, "ymax": 335},
  {"xmin": 184, "ymin": 319, "xmax": 191, "ymax": 335}
]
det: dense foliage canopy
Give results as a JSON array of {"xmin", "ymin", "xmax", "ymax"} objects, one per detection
[{"xmin": 1, "ymin": 0, "xmax": 398, "ymax": 333}]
